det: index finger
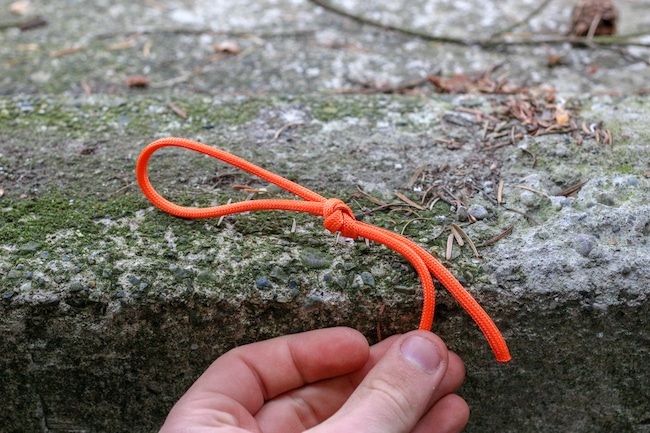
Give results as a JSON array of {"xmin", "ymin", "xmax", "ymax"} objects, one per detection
[{"xmin": 178, "ymin": 327, "xmax": 370, "ymax": 415}]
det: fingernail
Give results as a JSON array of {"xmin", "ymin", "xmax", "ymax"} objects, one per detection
[{"xmin": 400, "ymin": 335, "xmax": 442, "ymax": 373}]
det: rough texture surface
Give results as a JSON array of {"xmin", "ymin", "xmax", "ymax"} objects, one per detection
[{"xmin": 1, "ymin": 1, "xmax": 649, "ymax": 432}]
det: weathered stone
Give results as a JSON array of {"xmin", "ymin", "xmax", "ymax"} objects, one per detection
[{"xmin": 1, "ymin": 0, "xmax": 649, "ymax": 432}]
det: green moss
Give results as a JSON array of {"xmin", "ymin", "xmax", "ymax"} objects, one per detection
[
  {"xmin": 307, "ymin": 94, "xmax": 433, "ymax": 125},
  {"xmin": 613, "ymin": 164, "xmax": 634, "ymax": 174},
  {"xmin": 0, "ymin": 95, "xmax": 270, "ymax": 142},
  {"xmin": 0, "ymin": 190, "xmax": 147, "ymax": 245}
]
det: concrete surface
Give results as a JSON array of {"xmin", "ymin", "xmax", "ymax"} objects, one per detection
[{"xmin": 1, "ymin": 1, "xmax": 649, "ymax": 432}]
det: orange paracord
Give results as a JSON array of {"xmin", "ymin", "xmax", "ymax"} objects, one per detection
[{"xmin": 136, "ymin": 137, "xmax": 511, "ymax": 363}]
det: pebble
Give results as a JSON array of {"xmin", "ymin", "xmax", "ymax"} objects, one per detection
[
  {"xmin": 255, "ymin": 275, "xmax": 272, "ymax": 290},
  {"xmin": 269, "ymin": 266, "xmax": 289, "ymax": 283},
  {"xmin": 519, "ymin": 191, "xmax": 538, "ymax": 208},
  {"xmin": 2, "ymin": 291, "xmax": 15, "ymax": 300},
  {"xmin": 69, "ymin": 282, "xmax": 84, "ymax": 293},
  {"xmin": 301, "ymin": 250, "xmax": 333, "ymax": 269},
  {"xmin": 350, "ymin": 274, "xmax": 364, "ymax": 289},
  {"xmin": 45, "ymin": 297, "xmax": 60, "ymax": 306},
  {"xmin": 20, "ymin": 241, "xmax": 41, "ymax": 252},
  {"xmin": 456, "ymin": 205, "xmax": 469, "ymax": 222},
  {"xmin": 395, "ymin": 285, "xmax": 416, "ymax": 294},
  {"xmin": 19, "ymin": 282, "xmax": 32, "ymax": 291},
  {"xmin": 173, "ymin": 268, "xmax": 193, "ymax": 281},
  {"xmin": 573, "ymin": 234, "xmax": 596, "ymax": 257},
  {"xmin": 360, "ymin": 271, "xmax": 376, "ymax": 287},
  {"xmin": 468, "ymin": 204, "xmax": 488, "ymax": 220},
  {"xmin": 550, "ymin": 196, "xmax": 570, "ymax": 211}
]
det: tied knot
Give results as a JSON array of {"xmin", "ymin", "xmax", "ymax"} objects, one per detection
[{"xmin": 323, "ymin": 198, "xmax": 358, "ymax": 239}]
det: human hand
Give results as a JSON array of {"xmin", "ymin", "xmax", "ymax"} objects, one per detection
[{"xmin": 159, "ymin": 327, "xmax": 469, "ymax": 433}]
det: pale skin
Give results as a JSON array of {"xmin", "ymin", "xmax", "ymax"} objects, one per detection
[{"xmin": 159, "ymin": 327, "xmax": 469, "ymax": 433}]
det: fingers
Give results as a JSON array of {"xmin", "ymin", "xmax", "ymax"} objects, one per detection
[
  {"xmin": 167, "ymin": 327, "xmax": 369, "ymax": 420},
  {"xmin": 256, "ymin": 335, "xmax": 464, "ymax": 433},
  {"xmin": 412, "ymin": 394, "xmax": 469, "ymax": 433},
  {"xmin": 307, "ymin": 330, "xmax": 465, "ymax": 433}
]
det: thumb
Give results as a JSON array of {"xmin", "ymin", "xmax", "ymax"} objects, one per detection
[{"xmin": 309, "ymin": 330, "xmax": 450, "ymax": 433}]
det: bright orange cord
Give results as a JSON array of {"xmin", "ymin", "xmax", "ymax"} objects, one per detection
[{"xmin": 136, "ymin": 137, "xmax": 511, "ymax": 363}]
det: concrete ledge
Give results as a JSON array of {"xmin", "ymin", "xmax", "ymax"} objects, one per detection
[{"xmin": 1, "ymin": 94, "xmax": 648, "ymax": 432}]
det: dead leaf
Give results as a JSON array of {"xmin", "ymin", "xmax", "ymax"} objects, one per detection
[
  {"xmin": 125, "ymin": 75, "xmax": 150, "ymax": 88},
  {"xmin": 555, "ymin": 105, "xmax": 570, "ymax": 126},
  {"xmin": 428, "ymin": 73, "xmax": 474, "ymax": 94},
  {"xmin": 50, "ymin": 46, "xmax": 84, "ymax": 59},
  {"xmin": 213, "ymin": 41, "xmax": 241, "ymax": 54},
  {"xmin": 569, "ymin": 0, "xmax": 619, "ymax": 37}
]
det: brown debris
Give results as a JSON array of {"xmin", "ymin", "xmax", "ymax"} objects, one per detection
[
  {"xmin": 167, "ymin": 102, "xmax": 187, "ymax": 119},
  {"xmin": 569, "ymin": 0, "xmax": 619, "ymax": 37},
  {"xmin": 336, "ymin": 77, "xmax": 429, "ymax": 95},
  {"xmin": 558, "ymin": 180, "xmax": 589, "ymax": 197},
  {"xmin": 428, "ymin": 67, "xmax": 523, "ymax": 95},
  {"xmin": 213, "ymin": 41, "xmax": 242, "ymax": 55},
  {"xmin": 125, "ymin": 75, "xmax": 150, "ymax": 88},
  {"xmin": 395, "ymin": 192, "xmax": 425, "ymax": 210},
  {"xmin": 50, "ymin": 46, "xmax": 84, "ymax": 58},
  {"xmin": 476, "ymin": 225, "xmax": 514, "ymax": 248},
  {"xmin": 496, "ymin": 94, "xmax": 578, "ymax": 139}
]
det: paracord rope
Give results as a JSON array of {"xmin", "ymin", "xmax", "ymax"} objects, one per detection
[{"xmin": 136, "ymin": 137, "xmax": 511, "ymax": 363}]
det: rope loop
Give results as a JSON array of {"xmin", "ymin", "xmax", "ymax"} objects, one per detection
[
  {"xmin": 323, "ymin": 198, "xmax": 359, "ymax": 239},
  {"xmin": 136, "ymin": 137, "xmax": 512, "ymax": 363}
]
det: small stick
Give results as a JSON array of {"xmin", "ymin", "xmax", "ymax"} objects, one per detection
[
  {"xmin": 407, "ymin": 164, "xmax": 428, "ymax": 189},
  {"xmin": 513, "ymin": 184, "xmax": 549, "ymax": 198},
  {"xmin": 451, "ymin": 223, "xmax": 481, "ymax": 258},
  {"xmin": 497, "ymin": 180, "xmax": 505, "ymax": 205},
  {"xmin": 520, "ymin": 148, "xmax": 537, "ymax": 168},
  {"xmin": 395, "ymin": 192, "xmax": 426, "ymax": 210},
  {"xmin": 446, "ymin": 233, "xmax": 455, "ymax": 260},
  {"xmin": 167, "ymin": 102, "xmax": 187, "ymax": 119},
  {"xmin": 50, "ymin": 46, "xmax": 84, "ymax": 58},
  {"xmin": 450, "ymin": 225, "xmax": 465, "ymax": 246},
  {"xmin": 217, "ymin": 198, "xmax": 232, "ymax": 226},
  {"xmin": 273, "ymin": 121, "xmax": 305, "ymax": 140},
  {"xmin": 558, "ymin": 180, "xmax": 588, "ymax": 197},
  {"xmin": 476, "ymin": 225, "xmax": 514, "ymax": 247}
]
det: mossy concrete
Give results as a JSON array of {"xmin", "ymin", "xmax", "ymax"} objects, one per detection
[
  {"xmin": 1, "ymin": 94, "xmax": 648, "ymax": 432},
  {"xmin": 2, "ymin": 0, "xmax": 650, "ymax": 431}
]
